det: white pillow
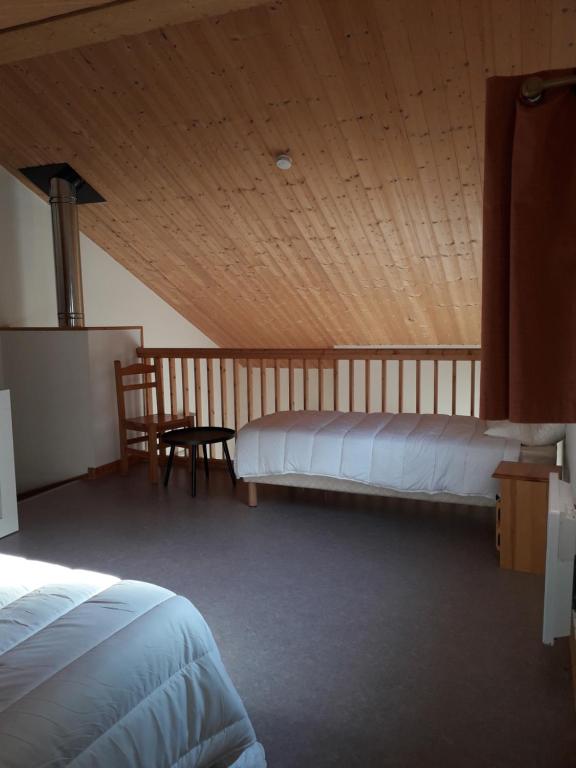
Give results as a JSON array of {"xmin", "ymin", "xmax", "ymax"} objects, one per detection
[{"xmin": 484, "ymin": 421, "xmax": 566, "ymax": 446}]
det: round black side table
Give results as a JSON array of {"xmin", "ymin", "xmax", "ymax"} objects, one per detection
[{"xmin": 161, "ymin": 426, "xmax": 236, "ymax": 497}]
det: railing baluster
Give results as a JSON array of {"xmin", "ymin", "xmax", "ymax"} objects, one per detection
[
  {"xmin": 260, "ymin": 359, "xmax": 267, "ymax": 417},
  {"xmin": 194, "ymin": 358, "xmax": 202, "ymax": 427},
  {"xmin": 349, "ymin": 360, "xmax": 354, "ymax": 412},
  {"xmin": 304, "ymin": 359, "xmax": 309, "ymax": 410},
  {"xmin": 233, "ymin": 359, "xmax": 241, "ymax": 430},
  {"xmin": 334, "ymin": 359, "xmax": 339, "ymax": 411},
  {"xmin": 274, "ymin": 359, "xmax": 281, "ymax": 412},
  {"xmin": 207, "ymin": 359, "xmax": 215, "ymax": 427},
  {"xmin": 319, "ymin": 361, "xmax": 325, "ymax": 411},
  {"xmin": 416, "ymin": 360, "xmax": 421, "ymax": 415},
  {"xmin": 452, "ymin": 361, "xmax": 457, "ymax": 415},
  {"xmin": 433, "ymin": 360, "xmax": 439, "ymax": 414},
  {"xmin": 248, "ymin": 360, "xmax": 254, "ymax": 423},
  {"xmin": 470, "ymin": 360, "xmax": 476, "ymax": 417},
  {"xmin": 381, "ymin": 360, "xmax": 387, "ymax": 412},
  {"xmin": 221, "ymin": 358, "xmax": 228, "ymax": 428},
  {"xmin": 365, "ymin": 359, "xmax": 370, "ymax": 412},
  {"xmin": 289, "ymin": 359, "xmax": 295, "ymax": 410},
  {"xmin": 181, "ymin": 358, "xmax": 190, "ymax": 417},
  {"xmin": 206, "ymin": 357, "xmax": 216, "ymax": 452},
  {"xmin": 211, "ymin": 358, "xmax": 219, "ymax": 457},
  {"xmin": 398, "ymin": 360, "xmax": 404, "ymax": 413}
]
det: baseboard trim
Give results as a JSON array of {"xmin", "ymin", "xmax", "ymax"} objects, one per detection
[
  {"xmin": 20, "ymin": 454, "xmax": 231, "ymax": 498},
  {"xmin": 87, "ymin": 460, "xmax": 122, "ymax": 479},
  {"xmin": 18, "ymin": 474, "xmax": 87, "ymax": 501},
  {"xmin": 87, "ymin": 454, "xmax": 146, "ymax": 479}
]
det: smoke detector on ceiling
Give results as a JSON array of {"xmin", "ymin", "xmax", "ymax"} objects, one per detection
[{"xmin": 275, "ymin": 153, "xmax": 293, "ymax": 170}]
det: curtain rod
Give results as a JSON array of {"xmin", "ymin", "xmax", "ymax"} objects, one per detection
[{"xmin": 521, "ymin": 74, "xmax": 576, "ymax": 104}]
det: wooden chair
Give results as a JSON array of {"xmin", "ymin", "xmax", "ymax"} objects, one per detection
[{"xmin": 114, "ymin": 359, "xmax": 193, "ymax": 483}]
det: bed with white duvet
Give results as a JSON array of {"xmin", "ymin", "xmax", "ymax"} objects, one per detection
[
  {"xmin": 0, "ymin": 554, "xmax": 266, "ymax": 768},
  {"xmin": 236, "ymin": 411, "xmax": 529, "ymax": 506}
]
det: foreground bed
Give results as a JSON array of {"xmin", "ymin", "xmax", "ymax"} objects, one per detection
[
  {"xmin": 236, "ymin": 411, "xmax": 556, "ymax": 508},
  {"xmin": 0, "ymin": 555, "xmax": 265, "ymax": 768}
]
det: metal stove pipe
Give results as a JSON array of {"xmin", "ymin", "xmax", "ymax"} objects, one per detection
[{"xmin": 49, "ymin": 176, "xmax": 85, "ymax": 328}]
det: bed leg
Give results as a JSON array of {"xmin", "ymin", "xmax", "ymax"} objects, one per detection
[{"xmin": 247, "ymin": 482, "xmax": 258, "ymax": 508}]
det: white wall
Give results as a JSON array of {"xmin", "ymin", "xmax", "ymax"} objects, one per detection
[
  {"xmin": 0, "ymin": 329, "xmax": 141, "ymax": 493},
  {"xmin": 86, "ymin": 330, "xmax": 143, "ymax": 468},
  {"xmin": 0, "ymin": 331, "xmax": 92, "ymax": 490},
  {"xmin": 0, "ymin": 164, "xmax": 215, "ymax": 348}
]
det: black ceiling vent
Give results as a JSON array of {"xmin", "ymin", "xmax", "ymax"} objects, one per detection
[{"xmin": 19, "ymin": 162, "xmax": 105, "ymax": 204}]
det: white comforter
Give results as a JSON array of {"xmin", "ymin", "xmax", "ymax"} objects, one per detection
[
  {"xmin": 0, "ymin": 555, "xmax": 265, "ymax": 768},
  {"xmin": 236, "ymin": 411, "xmax": 520, "ymax": 499}
]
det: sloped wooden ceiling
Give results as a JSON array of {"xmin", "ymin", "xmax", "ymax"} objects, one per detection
[{"xmin": 0, "ymin": 0, "xmax": 574, "ymax": 347}]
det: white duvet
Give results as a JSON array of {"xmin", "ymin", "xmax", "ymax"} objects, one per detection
[
  {"xmin": 0, "ymin": 555, "xmax": 265, "ymax": 768},
  {"xmin": 236, "ymin": 411, "xmax": 521, "ymax": 500}
]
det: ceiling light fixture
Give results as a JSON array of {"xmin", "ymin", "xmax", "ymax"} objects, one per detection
[{"xmin": 275, "ymin": 153, "xmax": 293, "ymax": 170}]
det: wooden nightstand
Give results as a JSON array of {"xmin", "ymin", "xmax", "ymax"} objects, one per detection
[{"xmin": 492, "ymin": 461, "xmax": 561, "ymax": 574}]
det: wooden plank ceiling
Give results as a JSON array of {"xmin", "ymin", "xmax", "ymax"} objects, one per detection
[{"xmin": 0, "ymin": 0, "xmax": 574, "ymax": 347}]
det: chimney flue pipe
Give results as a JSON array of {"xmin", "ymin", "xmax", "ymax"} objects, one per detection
[{"xmin": 49, "ymin": 176, "xmax": 85, "ymax": 328}]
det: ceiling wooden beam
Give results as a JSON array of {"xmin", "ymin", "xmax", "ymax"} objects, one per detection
[
  {"xmin": 0, "ymin": 2, "xmax": 111, "ymax": 32},
  {"xmin": 0, "ymin": 0, "xmax": 270, "ymax": 65}
]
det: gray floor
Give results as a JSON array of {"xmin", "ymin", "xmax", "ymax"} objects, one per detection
[{"xmin": 1, "ymin": 466, "xmax": 575, "ymax": 768}]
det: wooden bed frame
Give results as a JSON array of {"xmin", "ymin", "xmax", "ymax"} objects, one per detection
[
  {"xmin": 245, "ymin": 476, "xmax": 496, "ymax": 509},
  {"xmin": 243, "ymin": 443, "xmax": 559, "ymax": 509}
]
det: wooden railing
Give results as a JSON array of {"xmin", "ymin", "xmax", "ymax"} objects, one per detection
[{"xmin": 136, "ymin": 348, "xmax": 481, "ymax": 459}]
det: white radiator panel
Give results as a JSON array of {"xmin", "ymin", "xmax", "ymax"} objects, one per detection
[
  {"xmin": 0, "ymin": 389, "xmax": 18, "ymax": 539},
  {"xmin": 543, "ymin": 473, "xmax": 576, "ymax": 645}
]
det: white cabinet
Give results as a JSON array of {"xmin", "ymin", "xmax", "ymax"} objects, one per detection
[{"xmin": 0, "ymin": 389, "xmax": 18, "ymax": 539}]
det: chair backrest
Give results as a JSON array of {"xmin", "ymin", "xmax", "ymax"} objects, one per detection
[{"xmin": 114, "ymin": 359, "xmax": 165, "ymax": 421}]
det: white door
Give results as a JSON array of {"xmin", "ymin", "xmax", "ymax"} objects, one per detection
[
  {"xmin": 543, "ymin": 473, "xmax": 576, "ymax": 645},
  {"xmin": 0, "ymin": 390, "xmax": 19, "ymax": 539}
]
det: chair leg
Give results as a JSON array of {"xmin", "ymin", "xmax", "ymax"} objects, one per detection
[
  {"xmin": 148, "ymin": 426, "xmax": 159, "ymax": 483},
  {"xmin": 164, "ymin": 446, "xmax": 175, "ymax": 487},
  {"xmin": 191, "ymin": 444, "xmax": 197, "ymax": 497},
  {"xmin": 159, "ymin": 440, "xmax": 168, "ymax": 466},
  {"xmin": 120, "ymin": 441, "xmax": 129, "ymax": 475},
  {"xmin": 119, "ymin": 426, "xmax": 129, "ymax": 476},
  {"xmin": 223, "ymin": 441, "xmax": 236, "ymax": 487},
  {"xmin": 202, "ymin": 444, "xmax": 210, "ymax": 480}
]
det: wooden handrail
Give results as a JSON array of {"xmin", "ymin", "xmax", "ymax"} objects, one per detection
[{"xmin": 137, "ymin": 347, "xmax": 481, "ymax": 362}]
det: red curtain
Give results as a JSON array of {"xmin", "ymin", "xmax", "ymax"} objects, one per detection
[{"xmin": 480, "ymin": 71, "xmax": 576, "ymax": 422}]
